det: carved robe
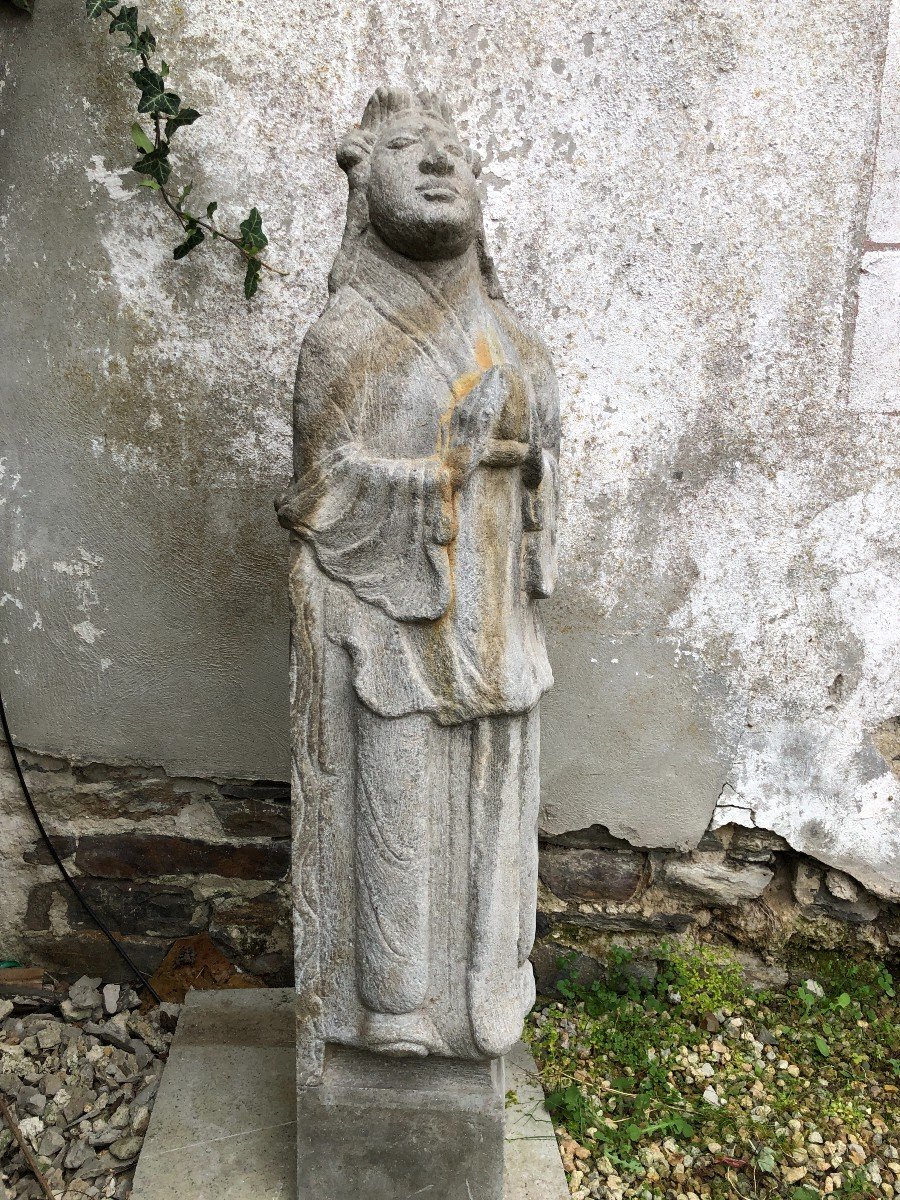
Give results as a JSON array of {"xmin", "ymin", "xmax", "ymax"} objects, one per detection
[{"xmin": 278, "ymin": 233, "xmax": 559, "ymax": 1078}]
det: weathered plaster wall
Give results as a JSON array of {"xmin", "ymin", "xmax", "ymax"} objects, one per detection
[{"xmin": 1, "ymin": 0, "xmax": 898, "ymax": 899}]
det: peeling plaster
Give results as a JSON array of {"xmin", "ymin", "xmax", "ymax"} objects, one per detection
[
  {"xmin": 1, "ymin": 0, "xmax": 898, "ymax": 893},
  {"xmin": 72, "ymin": 619, "xmax": 104, "ymax": 645}
]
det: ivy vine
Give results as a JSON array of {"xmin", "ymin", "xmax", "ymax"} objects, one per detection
[{"xmin": 3, "ymin": 0, "xmax": 283, "ymax": 297}]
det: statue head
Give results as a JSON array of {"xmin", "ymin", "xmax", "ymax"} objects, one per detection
[
  {"xmin": 338, "ymin": 87, "xmax": 481, "ymax": 262},
  {"xmin": 330, "ymin": 87, "xmax": 503, "ymax": 296}
]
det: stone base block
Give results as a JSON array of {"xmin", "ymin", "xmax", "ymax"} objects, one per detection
[
  {"xmin": 298, "ymin": 1044, "xmax": 505, "ymax": 1199},
  {"xmin": 130, "ymin": 988, "xmax": 568, "ymax": 1200}
]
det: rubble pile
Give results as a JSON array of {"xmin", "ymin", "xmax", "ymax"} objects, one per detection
[{"xmin": 0, "ymin": 977, "xmax": 178, "ymax": 1200}]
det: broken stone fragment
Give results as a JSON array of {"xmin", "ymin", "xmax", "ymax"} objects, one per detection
[
  {"xmin": 38, "ymin": 1127, "xmax": 65, "ymax": 1157},
  {"xmin": 130, "ymin": 1038, "xmax": 153, "ymax": 1069},
  {"xmin": 102, "ymin": 984, "xmax": 121, "ymax": 1016},
  {"xmin": 792, "ymin": 860, "xmax": 822, "ymax": 907},
  {"xmin": 109, "ymin": 1102, "xmax": 131, "ymax": 1130},
  {"xmin": 68, "ymin": 977, "xmax": 102, "ymax": 1011},
  {"xmin": 132, "ymin": 1079, "xmax": 159, "ymax": 1109},
  {"xmin": 63, "ymin": 1139, "xmax": 92, "ymax": 1171},
  {"xmin": 125, "ymin": 1012, "xmax": 166, "ymax": 1055},
  {"xmin": 131, "ymin": 1104, "xmax": 150, "ymax": 1135},
  {"xmin": 824, "ymin": 869, "xmax": 859, "ymax": 902},
  {"xmin": 18, "ymin": 1085, "xmax": 47, "ymax": 1116},
  {"xmin": 16, "ymin": 1114, "xmax": 45, "ymax": 1146},
  {"xmin": 36, "ymin": 1023, "xmax": 61, "ymax": 1051},
  {"xmin": 155, "ymin": 1001, "xmax": 181, "ymax": 1033},
  {"xmin": 90, "ymin": 1127, "xmax": 123, "ymax": 1148},
  {"xmin": 60, "ymin": 999, "xmax": 93, "ymax": 1023},
  {"xmin": 82, "ymin": 1021, "xmax": 135, "ymax": 1055},
  {"xmin": 109, "ymin": 1133, "xmax": 143, "ymax": 1161}
]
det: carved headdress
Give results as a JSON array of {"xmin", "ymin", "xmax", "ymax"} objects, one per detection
[{"xmin": 328, "ymin": 85, "xmax": 503, "ymax": 299}]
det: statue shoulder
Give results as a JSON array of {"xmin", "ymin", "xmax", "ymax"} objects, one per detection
[{"xmin": 296, "ymin": 288, "xmax": 382, "ymax": 385}]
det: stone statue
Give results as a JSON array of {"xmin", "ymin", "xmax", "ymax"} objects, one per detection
[{"xmin": 276, "ymin": 86, "xmax": 560, "ymax": 1093}]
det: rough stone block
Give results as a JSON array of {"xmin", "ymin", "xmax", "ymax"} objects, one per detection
[
  {"xmin": 66, "ymin": 881, "xmax": 205, "ymax": 937},
  {"xmin": 547, "ymin": 910, "xmax": 695, "ymax": 935},
  {"xmin": 824, "ymin": 869, "xmax": 860, "ymax": 902},
  {"xmin": 210, "ymin": 797, "xmax": 291, "ymax": 839},
  {"xmin": 665, "ymin": 854, "xmax": 773, "ymax": 904},
  {"xmin": 74, "ymin": 834, "xmax": 289, "ymax": 880},
  {"xmin": 531, "ymin": 941, "xmax": 606, "ymax": 997},
  {"xmin": 22, "ymin": 836, "xmax": 77, "ymax": 865},
  {"xmin": 298, "ymin": 1046, "xmax": 505, "ymax": 1199},
  {"xmin": 539, "ymin": 844, "xmax": 649, "ymax": 901}
]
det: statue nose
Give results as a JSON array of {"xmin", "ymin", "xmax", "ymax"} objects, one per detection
[{"xmin": 420, "ymin": 142, "xmax": 453, "ymax": 176}]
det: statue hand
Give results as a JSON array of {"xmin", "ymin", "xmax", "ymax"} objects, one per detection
[{"xmin": 445, "ymin": 365, "xmax": 512, "ymax": 489}]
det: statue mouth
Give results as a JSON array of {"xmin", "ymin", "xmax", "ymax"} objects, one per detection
[{"xmin": 416, "ymin": 183, "xmax": 459, "ymax": 202}]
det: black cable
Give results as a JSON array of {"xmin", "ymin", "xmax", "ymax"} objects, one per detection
[{"xmin": 0, "ymin": 688, "xmax": 161, "ymax": 1004}]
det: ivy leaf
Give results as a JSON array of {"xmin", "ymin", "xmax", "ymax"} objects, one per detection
[
  {"xmin": 86, "ymin": 0, "xmax": 117, "ymax": 17},
  {"xmin": 244, "ymin": 256, "xmax": 262, "ymax": 300},
  {"xmin": 178, "ymin": 181, "xmax": 193, "ymax": 206},
  {"xmin": 109, "ymin": 0, "xmax": 153, "ymax": 52},
  {"xmin": 160, "ymin": 60, "xmax": 169, "ymax": 77},
  {"xmin": 164, "ymin": 107, "xmax": 200, "ymax": 139},
  {"xmin": 239, "ymin": 207, "xmax": 267, "ymax": 254},
  {"xmin": 206, "ymin": 201, "xmax": 218, "ymax": 220},
  {"xmin": 130, "ymin": 122, "xmax": 154, "ymax": 153},
  {"xmin": 173, "ymin": 222, "xmax": 204, "ymax": 259},
  {"xmin": 814, "ymin": 1034, "xmax": 831, "ymax": 1057},
  {"xmin": 138, "ymin": 178, "xmax": 161, "ymax": 190},
  {"xmin": 133, "ymin": 142, "xmax": 171, "ymax": 186},
  {"xmin": 108, "ymin": 5, "xmax": 138, "ymax": 37},
  {"xmin": 129, "ymin": 27, "xmax": 156, "ymax": 55},
  {"xmin": 131, "ymin": 66, "xmax": 180, "ymax": 116}
]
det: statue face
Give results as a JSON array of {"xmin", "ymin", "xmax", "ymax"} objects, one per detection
[{"xmin": 366, "ymin": 115, "xmax": 480, "ymax": 262}]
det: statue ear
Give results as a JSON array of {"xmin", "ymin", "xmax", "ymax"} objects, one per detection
[{"xmin": 469, "ymin": 148, "xmax": 482, "ymax": 178}]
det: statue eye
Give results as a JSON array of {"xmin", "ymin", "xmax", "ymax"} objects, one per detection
[
  {"xmin": 387, "ymin": 136, "xmax": 417, "ymax": 150},
  {"xmin": 446, "ymin": 144, "xmax": 464, "ymax": 158}
]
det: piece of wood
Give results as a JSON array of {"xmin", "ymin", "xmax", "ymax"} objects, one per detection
[
  {"xmin": 0, "ymin": 1096, "xmax": 56, "ymax": 1200},
  {"xmin": 0, "ymin": 967, "xmax": 45, "ymax": 985}
]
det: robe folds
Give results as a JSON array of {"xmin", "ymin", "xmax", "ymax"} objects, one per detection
[{"xmin": 278, "ymin": 235, "xmax": 560, "ymax": 1080}]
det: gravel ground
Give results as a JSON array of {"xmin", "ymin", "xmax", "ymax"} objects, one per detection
[
  {"xmin": 3, "ymin": 949, "xmax": 897, "ymax": 1200},
  {"xmin": 0, "ymin": 978, "xmax": 177, "ymax": 1200},
  {"xmin": 527, "ymin": 947, "xmax": 900, "ymax": 1200}
]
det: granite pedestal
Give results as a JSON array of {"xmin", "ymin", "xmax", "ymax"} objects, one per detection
[{"xmin": 130, "ymin": 989, "xmax": 568, "ymax": 1200}]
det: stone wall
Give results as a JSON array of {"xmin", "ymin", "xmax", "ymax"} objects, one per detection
[
  {"xmin": 533, "ymin": 823, "xmax": 900, "ymax": 994},
  {"xmin": 0, "ymin": 738, "xmax": 291, "ymax": 982},
  {"xmin": 1, "ymin": 0, "xmax": 899, "ymax": 973},
  {"xmin": 2, "ymin": 733, "xmax": 897, "ymax": 985}
]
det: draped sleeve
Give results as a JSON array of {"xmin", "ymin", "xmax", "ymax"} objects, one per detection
[{"xmin": 276, "ymin": 306, "xmax": 455, "ymax": 623}]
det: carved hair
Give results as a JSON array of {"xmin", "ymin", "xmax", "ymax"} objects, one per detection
[{"xmin": 328, "ymin": 85, "xmax": 504, "ymax": 300}]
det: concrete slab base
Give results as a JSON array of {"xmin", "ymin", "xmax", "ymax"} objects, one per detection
[{"xmin": 130, "ymin": 988, "xmax": 568, "ymax": 1200}]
